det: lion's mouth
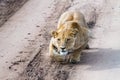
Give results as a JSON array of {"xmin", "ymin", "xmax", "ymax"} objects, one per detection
[
  {"xmin": 53, "ymin": 44, "xmax": 69, "ymax": 55},
  {"xmin": 59, "ymin": 51, "xmax": 68, "ymax": 55},
  {"xmin": 61, "ymin": 50, "xmax": 66, "ymax": 52}
]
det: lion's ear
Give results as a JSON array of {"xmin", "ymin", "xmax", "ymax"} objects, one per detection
[
  {"xmin": 71, "ymin": 22, "xmax": 79, "ymax": 36},
  {"xmin": 51, "ymin": 31, "xmax": 58, "ymax": 38},
  {"xmin": 71, "ymin": 22, "xmax": 79, "ymax": 29}
]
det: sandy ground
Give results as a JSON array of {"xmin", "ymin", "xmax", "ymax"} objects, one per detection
[{"xmin": 0, "ymin": 0, "xmax": 120, "ymax": 80}]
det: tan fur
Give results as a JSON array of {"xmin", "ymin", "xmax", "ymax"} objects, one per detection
[{"xmin": 49, "ymin": 11, "xmax": 89, "ymax": 63}]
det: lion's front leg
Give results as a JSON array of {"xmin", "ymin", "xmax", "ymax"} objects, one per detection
[
  {"xmin": 49, "ymin": 42, "xmax": 54, "ymax": 58},
  {"xmin": 68, "ymin": 51, "xmax": 82, "ymax": 63}
]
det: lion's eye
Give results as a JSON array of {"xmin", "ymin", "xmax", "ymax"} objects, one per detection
[
  {"xmin": 57, "ymin": 38, "xmax": 60, "ymax": 41},
  {"xmin": 67, "ymin": 39, "xmax": 70, "ymax": 41}
]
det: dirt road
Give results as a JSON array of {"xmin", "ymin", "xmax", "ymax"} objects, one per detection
[{"xmin": 0, "ymin": 0, "xmax": 120, "ymax": 80}]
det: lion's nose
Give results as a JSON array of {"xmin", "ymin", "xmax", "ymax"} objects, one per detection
[
  {"xmin": 61, "ymin": 47, "xmax": 65, "ymax": 50},
  {"xmin": 60, "ymin": 47, "xmax": 65, "ymax": 50}
]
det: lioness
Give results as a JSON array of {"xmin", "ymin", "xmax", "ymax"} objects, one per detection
[{"xmin": 49, "ymin": 11, "xmax": 90, "ymax": 63}]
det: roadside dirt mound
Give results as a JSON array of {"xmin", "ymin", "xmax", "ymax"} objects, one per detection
[{"xmin": 0, "ymin": 0, "xmax": 28, "ymax": 27}]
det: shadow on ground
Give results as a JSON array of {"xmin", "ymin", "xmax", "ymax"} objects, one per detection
[{"xmin": 81, "ymin": 48, "xmax": 120, "ymax": 71}]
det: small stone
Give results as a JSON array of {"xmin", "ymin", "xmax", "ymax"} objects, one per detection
[
  {"xmin": 28, "ymin": 33, "xmax": 31, "ymax": 35},
  {"xmin": 36, "ymin": 25, "xmax": 40, "ymax": 27},
  {"xmin": 38, "ymin": 34, "xmax": 42, "ymax": 36}
]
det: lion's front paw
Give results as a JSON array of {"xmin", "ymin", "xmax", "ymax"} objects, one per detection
[{"xmin": 69, "ymin": 57, "xmax": 80, "ymax": 64}]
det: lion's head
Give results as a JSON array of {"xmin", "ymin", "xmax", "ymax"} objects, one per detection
[{"xmin": 51, "ymin": 22, "xmax": 79, "ymax": 55}]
